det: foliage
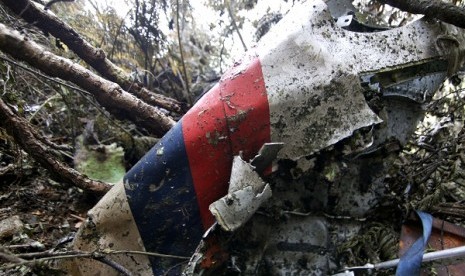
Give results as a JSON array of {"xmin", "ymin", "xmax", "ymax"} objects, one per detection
[{"xmin": 127, "ymin": 0, "xmax": 167, "ymax": 85}]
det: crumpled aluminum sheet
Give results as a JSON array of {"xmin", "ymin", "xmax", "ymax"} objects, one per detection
[{"xmin": 256, "ymin": 0, "xmax": 464, "ymax": 160}]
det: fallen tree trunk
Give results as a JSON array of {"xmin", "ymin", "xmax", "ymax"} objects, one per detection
[
  {"xmin": 0, "ymin": 0, "xmax": 186, "ymax": 114},
  {"xmin": 0, "ymin": 97, "xmax": 111, "ymax": 194},
  {"xmin": 0, "ymin": 23, "xmax": 175, "ymax": 137}
]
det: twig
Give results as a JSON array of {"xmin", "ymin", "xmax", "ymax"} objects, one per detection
[
  {"xmin": 0, "ymin": 163, "xmax": 15, "ymax": 176},
  {"xmin": 28, "ymin": 93, "xmax": 61, "ymax": 122},
  {"xmin": 106, "ymin": 250, "xmax": 190, "ymax": 260},
  {"xmin": 14, "ymin": 249, "xmax": 190, "ymax": 261},
  {"xmin": 378, "ymin": 0, "xmax": 465, "ymax": 29},
  {"xmin": 92, "ymin": 255, "xmax": 132, "ymax": 276},
  {"xmin": 1, "ymin": 250, "xmax": 133, "ymax": 275},
  {"xmin": 14, "ymin": 249, "xmax": 83, "ymax": 260},
  {"xmin": 220, "ymin": 38, "xmax": 226, "ymax": 74},
  {"xmin": 4, "ymin": 242, "xmax": 44, "ymax": 251},
  {"xmin": 108, "ymin": 10, "xmax": 131, "ymax": 60},
  {"xmin": 1, "ymin": 56, "xmax": 79, "ymax": 153},
  {"xmin": 68, "ymin": 213, "xmax": 85, "ymax": 222},
  {"xmin": 0, "ymin": 55, "xmax": 91, "ymax": 97},
  {"xmin": 226, "ymin": 0, "xmax": 247, "ymax": 52},
  {"xmin": 2, "ymin": 248, "xmax": 190, "ymax": 274},
  {"xmin": 176, "ymin": 0, "xmax": 192, "ymax": 105},
  {"xmin": 0, "ymin": 246, "xmax": 25, "ymax": 264},
  {"xmin": 44, "ymin": 0, "xmax": 75, "ymax": 11},
  {"xmin": 1, "ymin": 62, "xmax": 10, "ymax": 96}
]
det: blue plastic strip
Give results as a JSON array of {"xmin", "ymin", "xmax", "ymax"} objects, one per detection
[
  {"xmin": 124, "ymin": 121, "xmax": 204, "ymax": 275},
  {"xmin": 395, "ymin": 211, "xmax": 433, "ymax": 276}
]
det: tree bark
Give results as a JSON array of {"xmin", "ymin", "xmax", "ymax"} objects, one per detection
[
  {"xmin": 0, "ymin": 0, "xmax": 186, "ymax": 114},
  {"xmin": 0, "ymin": 97, "xmax": 111, "ymax": 194},
  {"xmin": 379, "ymin": 0, "xmax": 465, "ymax": 29},
  {"xmin": 0, "ymin": 23, "xmax": 175, "ymax": 137}
]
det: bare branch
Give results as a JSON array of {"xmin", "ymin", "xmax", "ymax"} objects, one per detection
[
  {"xmin": 176, "ymin": 0, "xmax": 193, "ymax": 105},
  {"xmin": 378, "ymin": 0, "xmax": 465, "ymax": 29},
  {"xmin": 44, "ymin": 0, "xmax": 74, "ymax": 11},
  {"xmin": 0, "ymin": 0, "xmax": 186, "ymax": 113},
  {"xmin": 0, "ymin": 23, "xmax": 175, "ymax": 136},
  {"xmin": 14, "ymin": 249, "xmax": 189, "ymax": 260},
  {"xmin": 91, "ymin": 256, "xmax": 132, "ymax": 276},
  {"xmin": 226, "ymin": 0, "xmax": 247, "ymax": 51}
]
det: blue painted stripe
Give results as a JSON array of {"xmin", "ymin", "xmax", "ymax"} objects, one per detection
[
  {"xmin": 396, "ymin": 211, "xmax": 433, "ymax": 276},
  {"xmin": 124, "ymin": 121, "xmax": 204, "ymax": 275}
]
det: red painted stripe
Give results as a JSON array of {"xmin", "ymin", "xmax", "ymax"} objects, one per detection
[
  {"xmin": 182, "ymin": 84, "xmax": 232, "ymax": 228},
  {"xmin": 221, "ymin": 55, "xmax": 270, "ymax": 162},
  {"xmin": 183, "ymin": 54, "xmax": 270, "ymax": 228}
]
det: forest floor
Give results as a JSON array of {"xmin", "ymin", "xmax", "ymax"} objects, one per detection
[{"xmin": 0, "ymin": 164, "xmax": 99, "ymax": 275}]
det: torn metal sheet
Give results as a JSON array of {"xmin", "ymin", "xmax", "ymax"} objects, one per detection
[
  {"xmin": 361, "ymin": 60, "xmax": 449, "ymax": 103},
  {"xmin": 250, "ymin": 142, "xmax": 284, "ymax": 173},
  {"xmin": 257, "ymin": 0, "xmax": 465, "ymax": 160},
  {"xmin": 209, "ymin": 155, "xmax": 272, "ymax": 231}
]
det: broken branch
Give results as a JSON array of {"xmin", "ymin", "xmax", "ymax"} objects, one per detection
[{"xmin": 175, "ymin": 0, "xmax": 192, "ymax": 105}]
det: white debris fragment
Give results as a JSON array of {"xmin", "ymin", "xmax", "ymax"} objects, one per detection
[{"xmin": 209, "ymin": 155, "xmax": 272, "ymax": 231}]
